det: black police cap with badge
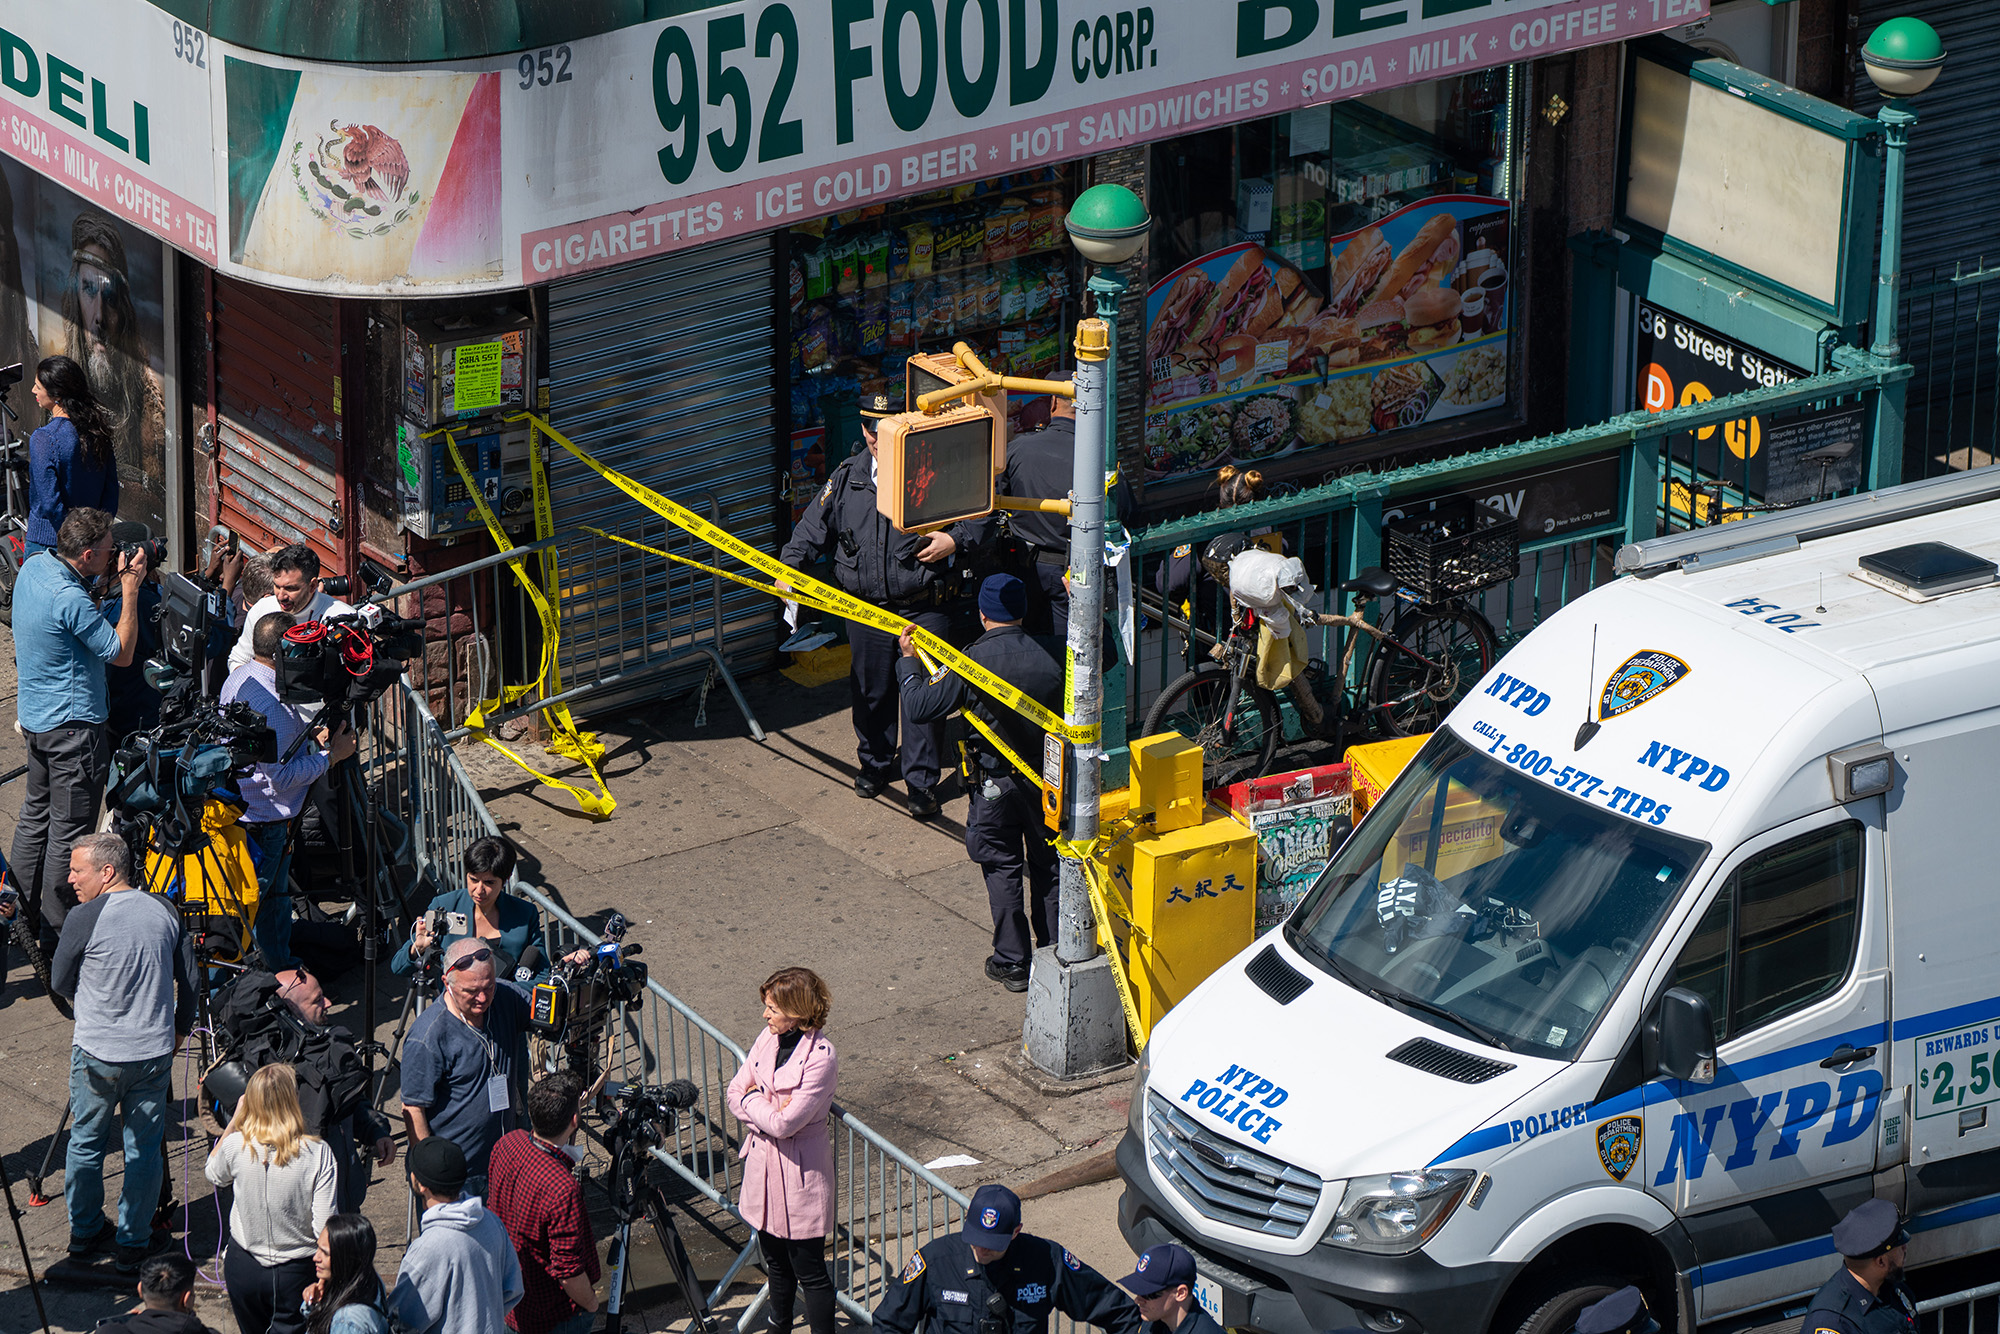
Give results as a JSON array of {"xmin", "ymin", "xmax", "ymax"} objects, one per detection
[
  {"xmin": 859, "ymin": 391, "xmax": 898, "ymax": 419},
  {"xmin": 1574, "ymin": 1286, "xmax": 1660, "ymax": 1334},
  {"xmin": 1833, "ymin": 1198, "xmax": 1909, "ymax": 1260}
]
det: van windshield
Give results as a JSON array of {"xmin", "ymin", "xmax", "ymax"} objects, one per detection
[{"xmin": 1286, "ymin": 730, "xmax": 1707, "ymax": 1060}]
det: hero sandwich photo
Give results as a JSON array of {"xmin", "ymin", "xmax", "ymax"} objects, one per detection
[{"xmin": 1404, "ymin": 286, "xmax": 1463, "ymax": 354}]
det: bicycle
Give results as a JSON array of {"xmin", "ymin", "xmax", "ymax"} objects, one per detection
[
  {"xmin": 1143, "ymin": 499, "xmax": 1510, "ymax": 789},
  {"xmin": 1681, "ymin": 434, "xmax": 1857, "ymax": 529},
  {"xmin": 0, "ymin": 363, "xmax": 32, "ymax": 626}
]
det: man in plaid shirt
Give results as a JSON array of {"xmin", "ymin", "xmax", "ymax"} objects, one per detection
[{"xmin": 488, "ymin": 1072, "xmax": 603, "ymax": 1334}]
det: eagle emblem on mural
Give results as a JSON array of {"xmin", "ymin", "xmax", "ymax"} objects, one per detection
[{"xmin": 293, "ymin": 120, "xmax": 421, "ymax": 239}]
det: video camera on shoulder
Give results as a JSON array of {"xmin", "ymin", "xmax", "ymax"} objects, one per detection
[{"xmin": 277, "ymin": 604, "xmax": 426, "ymax": 714}]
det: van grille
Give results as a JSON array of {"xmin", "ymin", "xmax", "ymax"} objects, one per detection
[
  {"xmin": 1146, "ymin": 1090, "xmax": 1323, "ymax": 1238},
  {"xmin": 1245, "ymin": 944, "xmax": 1312, "ymax": 1005},
  {"xmin": 1386, "ymin": 1037, "xmax": 1514, "ymax": 1084}
]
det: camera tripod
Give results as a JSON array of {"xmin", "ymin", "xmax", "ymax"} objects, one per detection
[{"xmin": 595, "ymin": 1084, "xmax": 715, "ymax": 1334}]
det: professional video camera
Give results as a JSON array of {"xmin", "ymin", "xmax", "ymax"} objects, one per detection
[
  {"xmin": 528, "ymin": 913, "xmax": 649, "ymax": 1081},
  {"xmin": 276, "ymin": 606, "xmax": 426, "ymax": 719},
  {"xmin": 405, "ymin": 906, "xmax": 470, "ymax": 1001}
]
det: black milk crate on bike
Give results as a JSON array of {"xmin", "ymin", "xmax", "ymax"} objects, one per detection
[{"xmin": 1383, "ymin": 497, "xmax": 1519, "ymax": 600}]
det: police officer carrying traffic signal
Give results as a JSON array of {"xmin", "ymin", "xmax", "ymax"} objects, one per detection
[
  {"xmin": 1573, "ymin": 1285, "xmax": 1660, "ymax": 1334},
  {"xmin": 1116, "ymin": 1244, "xmax": 1222, "ymax": 1334},
  {"xmin": 873, "ymin": 1184, "xmax": 1141, "ymax": 1334},
  {"xmin": 1796, "ymin": 1199, "xmax": 1915, "ymax": 1334},
  {"xmin": 896, "ymin": 575, "xmax": 1062, "ymax": 992},
  {"xmin": 780, "ymin": 392, "xmax": 993, "ymax": 819}
]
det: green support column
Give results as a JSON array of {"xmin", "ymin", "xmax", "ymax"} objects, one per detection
[
  {"xmin": 1340, "ymin": 491, "xmax": 1384, "ymax": 694},
  {"xmin": 1568, "ymin": 231, "xmax": 1621, "ymax": 429},
  {"xmin": 1624, "ymin": 436, "xmax": 1662, "ymax": 547}
]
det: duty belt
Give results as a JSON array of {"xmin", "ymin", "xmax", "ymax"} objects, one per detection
[{"xmin": 1033, "ymin": 548, "xmax": 1067, "ymax": 565}]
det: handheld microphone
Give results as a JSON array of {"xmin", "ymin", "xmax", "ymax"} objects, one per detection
[
  {"xmin": 514, "ymin": 944, "xmax": 545, "ymax": 984},
  {"xmin": 602, "ymin": 911, "xmax": 630, "ymax": 941}
]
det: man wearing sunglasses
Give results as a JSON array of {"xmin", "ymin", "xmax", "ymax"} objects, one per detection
[{"xmin": 399, "ymin": 937, "xmax": 531, "ymax": 1197}]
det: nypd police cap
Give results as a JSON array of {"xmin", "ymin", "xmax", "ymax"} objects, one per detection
[
  {"xmin": 1574, "ymin": 1286, "xmax": 1659, "ymax": 1334},
  {"xmin": 858, "ymin": 392, "xmax": 898, "ymax": 419},
  {"xmin": 1832, "ymin": 1198, "xmax": 1909, "ymax": 1259},
  {"xmin": 963, "ymin": 1183, "xmax": 1021, "ymax": 1248}
]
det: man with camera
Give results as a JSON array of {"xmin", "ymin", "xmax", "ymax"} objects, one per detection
[
  {"xmin": 220, "ymin": 611, "xmax": 356, "ymax": 971},
  {"xmin": 226, "ymin": 542, "xmax": 353, "ymax": 675},
  {"xmin": 873, "ymin": 1184, "xmax": 1141, "ymax": 1334},
  {"xmin": 488, "ymin": 1070, "xmax": 603, "ymax": 1334},
  {"xmin": 10, "ymin": 507, "xmax": 147, "ymax": 955},
  {"xmin": 401, "ymin": 936, "xmax": 533, "ymax": 1198},
  {"xmin": 50, "ymin": 831, "xmax": 195, "ymax": 1272}
]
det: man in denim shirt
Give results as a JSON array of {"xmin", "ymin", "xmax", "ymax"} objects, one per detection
[{"xmin": 11, "ymin": 507, "xmax": 145, "ymax": 954}]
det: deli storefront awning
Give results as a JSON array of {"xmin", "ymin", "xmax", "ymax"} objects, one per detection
[{"xmin": 0, "ymin": 0, "xmax": 1697, "ymax": 296}]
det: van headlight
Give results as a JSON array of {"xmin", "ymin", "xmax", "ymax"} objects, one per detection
[
  {"xmin": 1127, "ymin": 1042, "xmax": 1151, "ymax": 1140},
  {"xmin": 1321, "ymin": 1168, "xmax": 1474, "ymax": 1255}
]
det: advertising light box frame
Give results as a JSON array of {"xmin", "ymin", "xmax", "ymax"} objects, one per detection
[{"xmin": 1617, "ymin": 36, "xmax": 1883, "ymax": 333}]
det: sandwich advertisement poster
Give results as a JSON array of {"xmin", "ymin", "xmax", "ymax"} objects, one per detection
[{"xmin": 1143, "ymin": 195, "xmax": 1511, "ymax": 480}]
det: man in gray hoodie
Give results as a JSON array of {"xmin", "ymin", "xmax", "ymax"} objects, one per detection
[{"xmin": 387, "ymin": 1137, "xmax": 524, "ymax": 1334}]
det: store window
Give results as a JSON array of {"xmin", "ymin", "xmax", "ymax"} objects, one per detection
[
  {"xmin": 783, "ymin": 168, "xmax": 1079, "ymax": 520},
  {"xmin": 1144, "ymin": 70, "xmax": 1521, "ymax": 487}
]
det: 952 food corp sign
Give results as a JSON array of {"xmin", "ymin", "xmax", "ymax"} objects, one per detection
[{"xmin": 4, "ymin": 0, "xmax": 1696, "ymax": 294}]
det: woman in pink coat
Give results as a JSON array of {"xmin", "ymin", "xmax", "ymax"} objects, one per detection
[{"xmin": 727, "ymin": 967, "xmax": 839, "ymax": 1334}]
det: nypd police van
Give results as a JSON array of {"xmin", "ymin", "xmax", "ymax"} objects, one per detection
[{"xmin": 1118, "ymin": 471, "xmax": 2000, "ymax": 1334}]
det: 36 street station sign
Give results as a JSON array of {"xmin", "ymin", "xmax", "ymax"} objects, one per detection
[{"xmin": 0, "ymin": 0, "xmax": 1700, "ymax": 294}]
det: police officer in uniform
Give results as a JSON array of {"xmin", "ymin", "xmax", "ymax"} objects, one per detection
[
  {"xmin": 1797, "ymin": 1199, "xmax": 1915, "ymax": 1334},
  {"xmin": 874, "ymin": 1184, "xmax": 1141, "ymax": 1334},
  {"xmin": 896, "ymin": 575, "xmax": 1062, "ymax": 992},
  {"xmin": 781, "ymin": 392, "xmax": 992, "ymax": 819},
  {"xmin": 1574, "ymin": 1286, "xmax": 1660, "ymax": 1334},
  {"xmin": 997, "ymin": 379, "xmax": 1136, "ymax": 637},
  {"xmin": 1116, "ymin": 1244, "xmax": 1222, "ymax": 1334}
]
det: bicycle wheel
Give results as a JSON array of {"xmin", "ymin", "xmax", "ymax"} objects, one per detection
[
  {"xmin": 1366, "ymin": 606, "xmax": 1498, "ymax": 738},
  {"xmin": 1142, "ymin": 665, "xmax": 1282, "ymax": 790}
]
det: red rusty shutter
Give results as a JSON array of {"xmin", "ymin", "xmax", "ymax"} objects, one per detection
[{"xmin": 211, "ymin": 276, "xmax": 347, "ymax": 573}]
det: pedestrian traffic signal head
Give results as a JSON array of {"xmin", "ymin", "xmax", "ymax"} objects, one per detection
[
  {"xmin": 874, "ymin": 403, "xmax": 1001, "ymax": 532},
  {"xmin": 906, "ymin": 351, "xmax": 1008, "ymax": 442}
]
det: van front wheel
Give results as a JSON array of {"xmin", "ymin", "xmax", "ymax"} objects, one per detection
[{"xmin": 1500, "ymin": 1275, "xmax": 1626, "ymax": 1334}]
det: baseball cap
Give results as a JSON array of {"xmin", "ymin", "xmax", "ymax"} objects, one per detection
[
  {"xmin": 978, "ymin": 574, "xmax": 1027, "ymax": 623},
  {"xmin": 963, "ymin": 1184, "xmax": 1021, "ymax": 1248},
  {"xmin": 409, "ymin": 1136, "xmax": 468, "ymax": 1197},
  {"xmin": 1117, "ymin": 1243, "xmax": 1196, "ymax": 1297}
]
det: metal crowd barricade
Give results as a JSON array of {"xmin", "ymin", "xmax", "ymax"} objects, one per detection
[
  {"xmin": 1919, "ymin": 1282, "xmax": 2000, "ymax": 1334},
  {"xmin": 368, "ymin": 677, "xmax": 971, "ymax": 1329}
]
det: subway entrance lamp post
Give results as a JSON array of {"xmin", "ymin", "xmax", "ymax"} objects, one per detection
[
  {"xmin": 1861, "ymin": 17, "xmax": 1946, "ymax": 365},
  {"xmin": 1024, "ymin": 184, "xmax": 1150, "ymax": 1081}
]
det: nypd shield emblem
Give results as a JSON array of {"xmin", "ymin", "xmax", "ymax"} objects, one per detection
[
  {"xmin": 1599, "ymin": 650, "xmax": 1690, "ymax": 722},
  {"xmin": 1597, "ymin": 1115, "xmax": 1642, "ymax": 1182}
]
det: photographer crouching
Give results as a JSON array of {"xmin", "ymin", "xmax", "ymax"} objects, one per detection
[{"xmin": 220, "ymin": 611, "xmax": 356, "ymax": 971}]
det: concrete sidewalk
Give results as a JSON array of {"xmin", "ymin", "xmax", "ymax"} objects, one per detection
[{"xmin": 0, "ymin": 632, "xmax": 1148, "ymax": 1331}]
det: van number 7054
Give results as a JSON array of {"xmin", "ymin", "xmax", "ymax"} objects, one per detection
[{"xmin": 1724, "ymin": 596, "xmax": 1820, "ymax": 634}]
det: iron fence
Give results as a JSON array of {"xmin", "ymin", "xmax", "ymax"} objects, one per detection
[
  {"xmin": 1919, "ymin": 1281, "xmax": 2000, "ymax": 1334},
  {"xmin": 1118, "ymin": 362, "xmax": 1908, "ymax": 730},
  {"xmin": 365, "ymin": 678, "xmax": 970, "ymax": 1329},
  {"xmin": 1900, "ymin": 258, "xmax": 2000, "ymax": 481}
]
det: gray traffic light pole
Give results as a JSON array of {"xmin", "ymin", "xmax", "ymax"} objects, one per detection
[{"xmin": 1024, "ymin": 318, "xmax": 1128, "ymax": 1079}]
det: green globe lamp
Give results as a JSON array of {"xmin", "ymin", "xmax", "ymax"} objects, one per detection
[{"xmin": 1860, "ymin": 18, "xmax": 1945, "ymax": 363}]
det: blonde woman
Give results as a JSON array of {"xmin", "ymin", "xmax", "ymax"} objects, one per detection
[{"xmin": 206, "ymin": 1063, "xmax": 339, "ymax": 1334}]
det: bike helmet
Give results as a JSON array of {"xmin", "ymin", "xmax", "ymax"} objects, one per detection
[{"xmin": 1199, "ymin": 532, "xmax": 1253, "ymax": 586}]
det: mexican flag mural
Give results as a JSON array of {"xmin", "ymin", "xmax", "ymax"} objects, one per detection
[{"xmin": 225, "ymin": 57, "xmax": 502, "ymax": 287}]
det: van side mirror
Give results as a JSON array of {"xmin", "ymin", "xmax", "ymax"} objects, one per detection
[{"xmin": 1645, "ymin": 987, "xmax": 1717, "ymax": 1084}]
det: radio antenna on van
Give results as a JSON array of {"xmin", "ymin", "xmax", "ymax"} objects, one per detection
[{"xmin": 1574, "ymin": 624, "xmax": 1601, "ymax": 751}]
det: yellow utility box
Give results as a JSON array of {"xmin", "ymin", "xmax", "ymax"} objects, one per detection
[
  {"xmin": 1130, "ymin": 732, "xmax": 1204, "ymax": 831},
  {"xmin": 1385, "ymin": 781, "xmax": 1508, "ymax": 882},
  {"xmin": 1346, "ymin": 733, "xmax": 1431, "ymax": 817},
  {"xmin": 1105, "ymin": 802, "xmax": 1258, "ymax": 1035}
]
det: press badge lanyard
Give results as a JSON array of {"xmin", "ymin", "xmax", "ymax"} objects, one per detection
[{"xmin": 446, "ymin": 996, "xmax": 510, "ymax": 1114}]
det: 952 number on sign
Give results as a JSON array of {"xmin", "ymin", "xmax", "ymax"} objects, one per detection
[{"xmin": 1914, "ymin": 1022, "xmax": 2000, "ymax": 1120}]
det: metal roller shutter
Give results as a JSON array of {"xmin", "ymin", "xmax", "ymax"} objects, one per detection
[
  {"xmin": 1855, "ymin": 0, "xmax": 2000, "ymax": 282},
  {"xmin": 212, "ymin": 276, "xmax": 346, "ymax": 571},
  {"xmin": 545, "ymin": 235, "xmax": 781, "ymax": 702}
]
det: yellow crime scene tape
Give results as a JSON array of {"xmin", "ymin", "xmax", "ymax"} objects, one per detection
[
  {"xmin": 433, "ymin": 426, "xmax": 616, "ymax": 818},
  {"xmin": 509, "ymin": 411, "xmax": 1099, "ymax": 751}
]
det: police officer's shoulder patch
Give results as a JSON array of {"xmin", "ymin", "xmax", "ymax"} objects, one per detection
[
  {"xmin": 900, "ymin": 1252, "xmax": 926, "ymax": 1284},
  {"xmin": 1172, "ymin": 544, "xmax": 1192, "ymax": 558},
  {"xmin": 1062, "ymin": 1250, "xmax": 1081, "ymax": 1271},
  {"xmin": 928, "ymin": 664, "xmax": 950, "ymax": 684},
  {"xmin": 818, "ymin": 479, "xmax": 835, "ymax": 505}
]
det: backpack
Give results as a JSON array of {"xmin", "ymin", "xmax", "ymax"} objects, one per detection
[{"xmin": 202, "ymin": 970, "xmax": 371, "ymax": 1135}]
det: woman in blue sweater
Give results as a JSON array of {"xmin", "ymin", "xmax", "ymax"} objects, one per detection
[{"xmin": 27, "ymin": 355, "xmax": 119, "ymax": 556}]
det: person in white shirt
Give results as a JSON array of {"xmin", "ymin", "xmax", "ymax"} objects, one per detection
[
  {"xmin": 205, "ymin": 1062, "xmax": 338, "ymax": 1334},
  {"xmin": 227, "ymin": 543, "xmax": 354, "ymax": 674}
]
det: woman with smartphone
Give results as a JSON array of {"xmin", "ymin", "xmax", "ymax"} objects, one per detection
[{"xmin": 391, "ymin": 834, "xmax": 558, "ymax": 988}]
